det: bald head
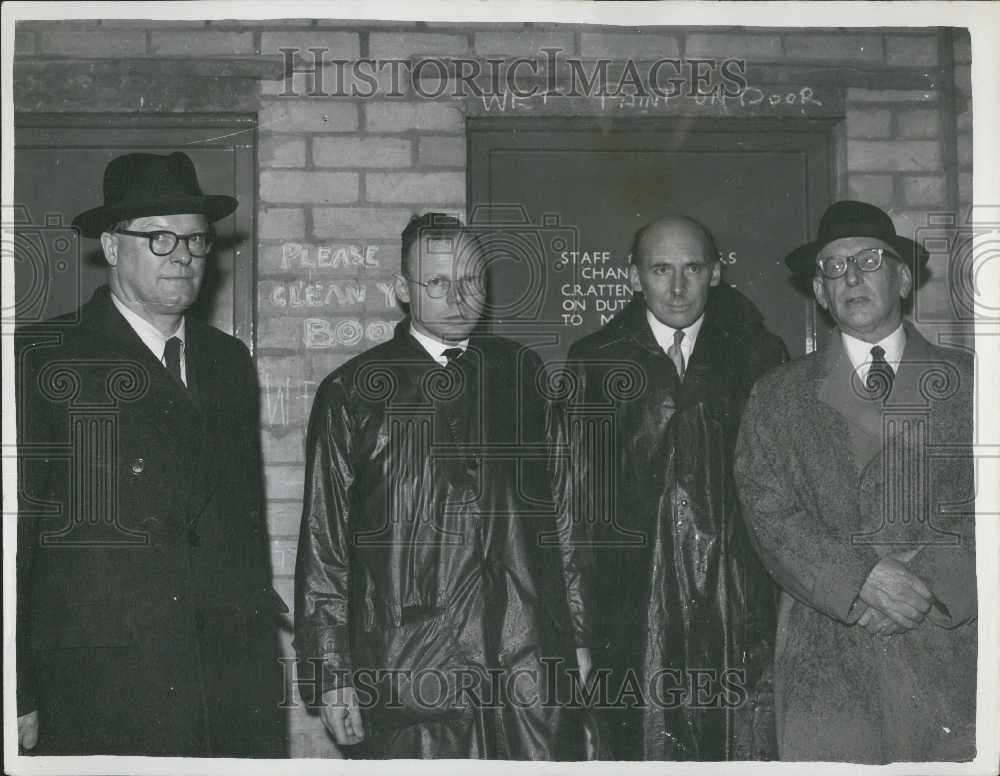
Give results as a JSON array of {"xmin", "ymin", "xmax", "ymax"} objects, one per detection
[
  {"xmin": 630, "ymin": 215, "xmax": 719, "ymax": 268},
  {"xmin": 628, "ymin": 214, "xmax": 722, "ymax": 329}
]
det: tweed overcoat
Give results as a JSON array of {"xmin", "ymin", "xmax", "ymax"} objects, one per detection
[{"xmin": 734, "ymin": 323, "xmax": 976, "ymax": 762}]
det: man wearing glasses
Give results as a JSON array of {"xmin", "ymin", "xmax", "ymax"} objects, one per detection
[
  {"xmin": 295, "ymin": 213, "xmax": 575, "ymax": 759},
  {"xmin": 17, "ymin": 152, "xmax": 284, "ymax": 756},
  {"xmin": 734, "ymin": 200, "xmax": 976, "ymax": 762}
]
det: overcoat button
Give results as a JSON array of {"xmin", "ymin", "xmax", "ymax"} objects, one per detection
[
  {"xmin": 130, "ymin": 458, "xmax": 145, "ymax": 475},
  {"xmin": 680, "ymin": 499, "xmax": 689, "ymax": 507}
]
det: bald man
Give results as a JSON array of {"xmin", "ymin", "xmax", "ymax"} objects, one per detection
[{"xmin": 555, "ymin": 215, "xmax": 787, "ymax": 760}]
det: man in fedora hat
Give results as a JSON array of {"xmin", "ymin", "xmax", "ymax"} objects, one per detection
[
  {"xmin": 734, "ymin": 200, "xmax": 976, "ymax": 762},
  {"xmin": 16, "ymin": 152, "xmax": 285, "ymax": 756}
]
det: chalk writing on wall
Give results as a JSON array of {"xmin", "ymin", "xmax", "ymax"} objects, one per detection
[{"xmin": 280, "ymin": 242, "xmax": 380, "ymax": 270}]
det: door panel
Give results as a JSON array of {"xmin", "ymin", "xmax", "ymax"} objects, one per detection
[{"xmin": 468, "ymin": 118, "xmax": 835, "ymax": 360}]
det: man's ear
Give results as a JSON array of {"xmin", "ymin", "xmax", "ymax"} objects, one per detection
[
  {"xmin": 100, "ymin": 232, "xmax": 119, "ymax": 266},
  {"xmin": 812, "ymin": 275, "xmax": 830, "ymax": 311},
  {"xmin": 393, "ymin": 273, "xmax": 410, "ymax": 304},
  {"xmin": 629, "ymin": 262, "xmax": 643, "ymax": 294},
  {"xmin": 897, "ymin": 262, "xmax": 914, "ymax": 299},
  {"xmin": 710, "ymin": 261, "xmax": 721, "ymax": 287}
]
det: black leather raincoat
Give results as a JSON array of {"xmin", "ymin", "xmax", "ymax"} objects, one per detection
[
  {"xmin": 553, "ymin": 285, "xmax": 787, "ymax": 760},
  {"xmin": 294, "ymin": 321, "xmax": 576, "ymax": 759}
]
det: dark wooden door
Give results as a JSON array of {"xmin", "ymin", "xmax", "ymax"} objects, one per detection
[
  {"xmin": 468, "ymin": 117, "xmax": 835, "ymax": 360},
  {"xmin": 13, "ymin": 114, "xmax": 257, "ymax": 349}
]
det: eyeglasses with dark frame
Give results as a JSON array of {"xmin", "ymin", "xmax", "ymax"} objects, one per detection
[
  {"xmin": 402, "ymin": 274, "xmax": 487, "ymax": 300},
  {"xmin": 114, "ymin": 228, "xmax": 215, "ymax": 258},
  {"xmin": 815, "ymin": 247, "xmax": 899, "ymax": 279}
]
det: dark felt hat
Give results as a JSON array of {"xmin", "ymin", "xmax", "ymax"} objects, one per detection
[
  {"xmin": 72, "ymin": 152, "xmax": 238, "ymax": 238},
  {"xmin": 784, "ymin": 200, "xmax": 929, "ymax": 275}
]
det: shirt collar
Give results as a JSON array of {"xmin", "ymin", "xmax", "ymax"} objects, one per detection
[
  {"xmin": 110, "ymin": 291, "xmax": 185, "ymax": 360},
  {"xmin": 841, "ymin": 323, "xmax": 906, "ymax": 378},
  {"xmin": 645, "ymin": 308, "xmax": 705, "ymax": 361},
  {"xmin": 409, "ymin": 323, "xmax": 468, "ymax": 366}
]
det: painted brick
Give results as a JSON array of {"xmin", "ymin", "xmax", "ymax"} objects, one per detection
[
  {"xmin": 684, "ymin": 33, "xmax": 782, "ymax": 59},
  {"xmin": 150, "ymin": 30, "xmax": 254, "ymax": 56},
  {"xmin": 15, "ymin": 27, "xmax": 36, "ymax": 54},
  {"xmin": 954, "ymin": 65, "xmax": 971, "ymax": 94},
  {"xmin": 260, "ymin": 171, "xmax": 359, "ymax": 204},
  {"xmin": 784, "ymin": 34, "xmax": 883, "ymax": 61},
  {"xmin": 847, "ymin": 107, "xmax": 892, "ymax": 139},
  {"xmin": 212, "ymin": 19, "xmax": 316, "ymax": 28},
  {"xmin": 309, "ymin": 353, "xmax": 357, "ymax": 382},
  {"xmin": 262, "ymin": 427, "xmax": 305, "ymax": 464},
  {"xmin": 579, "ymin": 32, "xmax": 680, "ymax": 59},
  {"xmin": 957, "ymin": 135, "xmax": 972, "ymax": 167},
  {"xmin": 313, "ymin": 207, "xmax": 416, "ymax": 239},
  {"xmin": 313, "ymin": 137, "xmax": 412, "ymax": 168},
  {"xmin": 902, "ymin": 176, "xmax": 946, "ymax": 207},
  {"xmin": 260, "ymin": 30, "xmax": 359, "ymax": 59},
  {"xmin": 39, "ymin": 29, "xmax": 146, "ymax": 56},
  {"xmin": 888, "ymin": 210, "xmax": 931, "ymax": 243},
  {"xmin": 259, "ymin": 207, "xmax": 305, "ymax": 240},
  {"xmin": 474, "ymin": 31, "xmax": 575, "ymax": 57},
  {"xmin": 261, "ymin": 62, "xmax": 408, "ymax": 98},
  {"xmin": 847, "ymin": 141, "xmax": 941, "ymax": 172},
  {"xmin": 98, "ymin": 20, "xmax": 207, "ymax": 28},
  {"xmin": 266, "ymin": 501, "xmax": 303, "ymax": 540},
  {"xmin": 885, "ymin": 35, "xmax": 938, "ymax": 67},
  {"xmin": 957, "ymin": 109, "xmax": 972, "ymax": 132},
  {"xmin": 953, "ymin": 32, "xmax": 971, "ymax": 64},
  {"xmin": 258, "ymin": 315, "xmax": 303, "ymax": 349},
  {"xmin": 847, "ymin": 88, "xmax": 938, "ymax": 103},
  {"xmin": 959, "ymin": 171, "xmax": 972, "ymax": 204},
  {"xmin": 369, "ymin": 32, "xmax": 469, "ymax": 59},
  {"xmin": 847, "ymin": 174, "xmax": 894, "ymax": 208},
  {"xmin": 418, "ymin": 136, "xmax": 466, "ymax": 167},
  {"xmin": 260, "ymin": 136, "xmax": 306, "ymax": 168},
  {"xmin": 365, "ymin": 102, "xmax": 463, "ymax": 132},
  {"xmin": 269, "ymin": 536, "xmax": 300, "ymax": 573},
  {"xmin": 896, "ymin": 109, "xmax": 939, "ymax": 139},
  {"xmin": 260, "ymin": 100, "xmax": 358, "ymax": 132},
  {"xmin": 366, "ymin": 172, "xmax": 465, "ymax": 204}
]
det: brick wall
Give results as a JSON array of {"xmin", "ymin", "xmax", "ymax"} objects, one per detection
[{"xmin": 14, "ymin": 19, "xmax": 972, "ymax": 757}]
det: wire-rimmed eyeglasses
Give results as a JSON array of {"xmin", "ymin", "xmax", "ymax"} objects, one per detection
[
  {"xmin": 114, "ymin": 229, "xmax": 215, "ymax": 258},
  {"xmin": 403, "ymin": 274, "xmax": 487, "ymax": 299},
  {"xmin": 816, "ymin": 247, "xmax": 899, "ymax": 279}
]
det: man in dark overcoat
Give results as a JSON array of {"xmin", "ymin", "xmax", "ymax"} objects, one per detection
[
  {"xmin": 294, "ymin": 214, "xmax": 575, "ymax": 759},
  {"xmin": 734, "ymin": 200, "xmax": 976, "ymax": 762},
  {"xmin": 554, "ymin": 215, "xmax": 787, "ymax": 760},
  {"xmin": 16, "ymin": 152, "xmax": 285, "ymax": 756}
]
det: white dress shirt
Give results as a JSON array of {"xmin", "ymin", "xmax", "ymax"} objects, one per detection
[
  {"xmin": 409, "ymin": 324, "xmax": 469, "ymax": 366},
  {"xmin": 841, "ymin": 324, "xmax": 906, "ymax": 383},
  {"xmin": 111, "ymin": 292, "xmax": 188, "ymax": 385},
  {"xmin": 646, "ymin": 309, "xmax": 705, "ymax": 365}
]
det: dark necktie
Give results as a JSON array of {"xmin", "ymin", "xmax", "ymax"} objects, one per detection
[
  {"xmin": 164, "ymin": 336, "xmax": 184, "ymax": 387},
  {"xmin": 442, "ymin": 347, "xmax": 464, "ymax": 367},
  {"xmin": 667, "ymin": 329, "xmax": 685, "ymax": 380},
  {"xmin": 867, "ymin": 344, "xmax": 894, "ymax": 397}
]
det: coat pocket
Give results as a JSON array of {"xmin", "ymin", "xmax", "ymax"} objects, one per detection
[{"xmin": 29, "ymin": 599, "xmax": 132, "ymax": 649}]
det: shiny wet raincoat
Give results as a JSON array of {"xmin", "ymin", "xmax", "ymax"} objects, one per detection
[
  {"xmin": 554, "ymin": 285, "xmax": 787, "ymax": 760},
  {"xmin": 294, "ymin": 321, "xmax": 576, "ymax": 759}
]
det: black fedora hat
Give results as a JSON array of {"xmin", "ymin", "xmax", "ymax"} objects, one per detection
[
  {"xmin": 784, "ymin": 200, "xmax": 929, "ymax": 275},
  {"xmin": 72, "ymin": 152, "xmax": 238, "ymax": 238}
]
